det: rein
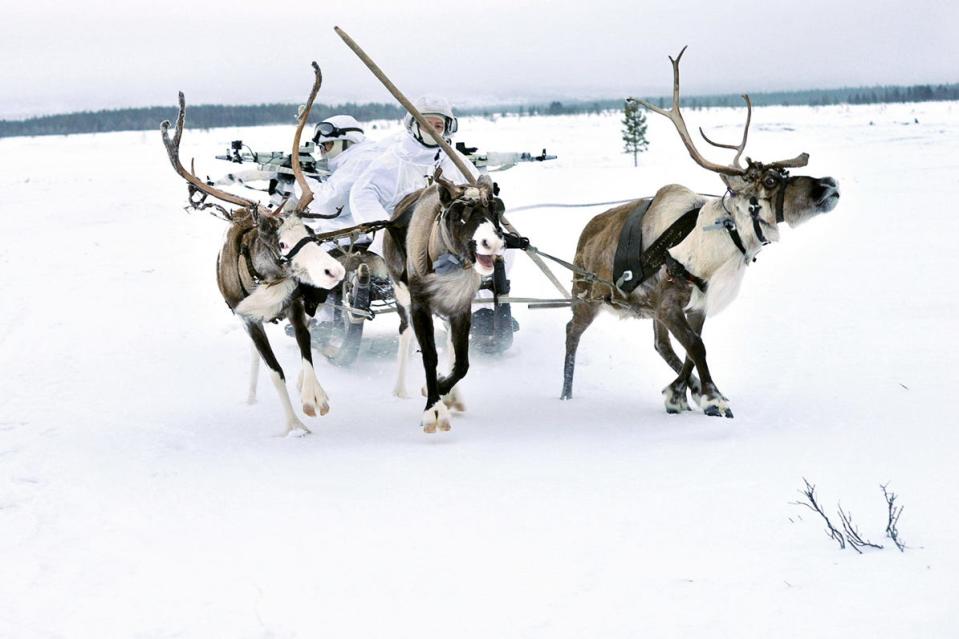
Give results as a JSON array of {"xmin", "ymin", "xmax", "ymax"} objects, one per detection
[{"xmin": 714, "ymin": 188, "xmax": 786, "ymax": 260}]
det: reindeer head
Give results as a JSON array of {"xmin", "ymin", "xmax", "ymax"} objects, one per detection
[
  {"xmin": 632, "ymin": 47, "xmax": 840, "ymax": 235},
  {"xmin": 161, "ymin": 64, "xmax": 346, "ymax": 292},
  {"xmin": 434, "ymin": 170, "xmax": 506, "ymax": 277},
  {"xmin": 255, "ymin": 211, "xmax": 346, "ymax": 289}
]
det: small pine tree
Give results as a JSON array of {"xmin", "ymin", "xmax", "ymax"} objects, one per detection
[{"xmin": 622, "ymin": 100, "xmax": 649, "ymax": 167}]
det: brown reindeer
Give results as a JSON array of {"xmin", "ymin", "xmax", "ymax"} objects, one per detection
[
  {"xmin": 383, "ymin": 170, "xmax": 507, "ymax": 432},
  {"xmin": 561, "ymin": 48, "xmax": 840, "ymax": 417},
  {"xmin": 161, "ymin": 63, "xmax": 345, "ymax": 436}
]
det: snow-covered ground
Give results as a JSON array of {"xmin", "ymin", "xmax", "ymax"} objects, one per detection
[{"xmin": 1, "ymin": 101, "xmax": 958, "ymax": 638}]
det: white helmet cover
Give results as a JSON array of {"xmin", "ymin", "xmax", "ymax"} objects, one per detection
[
  {"xmin": 404, "ymin": 95, "xmax": 459, "ymax": 147},
  {"xmin": 313, "ymin": 114, "xmax": 366, "ymax": 145}
]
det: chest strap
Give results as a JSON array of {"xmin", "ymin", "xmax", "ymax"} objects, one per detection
[
  {"xmin": 616, "ymin": 205, "xmax": 703, "ymax": 293},
  {"xmin": 664, "ymin": 253, "xmax": 707, "ymax": 292}
]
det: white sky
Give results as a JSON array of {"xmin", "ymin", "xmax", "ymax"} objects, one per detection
[{"xmin": 1, "ymin": 0, "xmax": 955, "ymax": 118}]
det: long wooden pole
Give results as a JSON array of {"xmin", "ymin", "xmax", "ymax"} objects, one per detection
[{"xmin": 333, "ymin": 26, "xmax": 570, "ymax": 298}]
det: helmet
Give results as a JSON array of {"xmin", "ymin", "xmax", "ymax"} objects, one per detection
[
  {"xmin": 404, "ymin": 95, "xmax": 459, "ymax": 147},
  {"xmin": 312, "ymin": 115, "xmax": 365, "ymax": 145}
]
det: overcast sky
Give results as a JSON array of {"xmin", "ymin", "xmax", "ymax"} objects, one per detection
[{"xmin": 1, "ymin": 0, "xmax": 955, "ymax": 119}]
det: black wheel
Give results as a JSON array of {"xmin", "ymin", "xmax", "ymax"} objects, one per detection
[
  {"xmin": 472, "ymin": 256, "xmax": 514, "ymax": 355},
  {"xmin": 322, "ymin": 263, "xmax": 371, "ymax": 367}
]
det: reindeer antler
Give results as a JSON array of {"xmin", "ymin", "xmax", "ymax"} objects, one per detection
[
  {"xmin": 160, "ymin": 92, "xmax": 261, "ymax": 209},
  {"xmin": 697, "ymin": 90, "xmax": 810, "ymax": 172},
  {"xmin": 699, "ymin": 94, "xmax": 752, "ymax": 170},
  {"xmin": 630, "ymin": 47, "xmax": 746, "ymax": 177},
  {"xmin": 291, "ymin": 62, "xmax": 323, "ymax": 214},
  {"xmin": 767, "ymin": 153, "xmax": 810, "ymax": 170}
]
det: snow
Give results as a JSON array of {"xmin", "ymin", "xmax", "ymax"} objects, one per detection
[{"xmin": 1, "ymin": 101, "xmax": 958, "ymax": 637}]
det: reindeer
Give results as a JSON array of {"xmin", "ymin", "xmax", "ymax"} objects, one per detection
[
  {"xmin": 561, "ymin": 48, "xmax": 840, "ymax": 417},
  {"xmin": 160, "ymin": 63, "xmax": 346, "ymax": 436},
  {"xmin": 383, "ymin": 170, "xmax": 506, "ymax": 432}
]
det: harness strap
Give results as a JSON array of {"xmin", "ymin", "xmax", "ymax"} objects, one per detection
[
  {"xmin": 282, "ymin": 235, "xmax": 319, "ymax": 263},
  {"xmin": 237, "ymin": 226, "xmax": 261, "ymax": 296},
  {"xmin": 636, "ymin": 206, "xmax": 702, "ymax": 283},
  {"xmin": 298, "ymin": 206, "xmax": 343, "ymax": 220},
  {"xmin": 664, "ymin": 253, "xmax": 707, "ymax": 292},
  {"xmin": 775, "ymin": 179, "xmax": 789, "ymax": 223},
  {"xmin": 613, "ymin": 198, "xmax": 653, "ymax": 290}
]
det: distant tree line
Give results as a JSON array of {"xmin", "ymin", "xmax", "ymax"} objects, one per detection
[
  {"xmin": 472, "ymin": 83, "xmax": 959, "ymax": 116},
  {"xmin": 0, "ymin": 102, "xmax": 406, "ymax": 139},
  {"xmin": 2, "ymin": 83, "xmax": 957, "ymax": 139}
]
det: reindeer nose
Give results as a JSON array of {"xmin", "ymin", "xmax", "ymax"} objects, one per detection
[{"xmin": 820, "ymin": 177, "xmax": 838, "ymax": 189}]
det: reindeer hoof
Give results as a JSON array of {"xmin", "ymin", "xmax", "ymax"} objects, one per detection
[
  {"xmin": 442, "ymin": 389, "xmax": 465, "ymax": 412},
  {"xmin": 298, "ymin": 369, "xmax": 330, "ymax": 418},
  {"xmin": 279, "ymin": 421, "xmax": 311, "ymax": 437},
  {"xmin": 444, "ymin": 400, "xmax": 466, "ymax": 412},
  {"xmin": 421, "ymin": 402, "xmax": 451, "ymax": 433},
  {"xmin": 662, "ymin": 386, "xmax": 690, "ymax": 414},
  {"xmin": 702, "ymin": 394, "xmax": 732, "ymax": 418}
]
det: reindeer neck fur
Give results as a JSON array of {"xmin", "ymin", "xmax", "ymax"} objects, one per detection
[
  {"xmin": 217, "ymin": 214, "xmax": 297, "ymax": 322},
  {"xmin": 668, "ymin": 196, "xmax": 778, "ymax": 316},
  {"xmin": 400, "ymin": 188, "xmax": 482, "ymax": 318}
]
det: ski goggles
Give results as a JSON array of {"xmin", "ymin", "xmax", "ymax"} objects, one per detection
[{"xmin": 314, "ymin": 122, "xmax": 363, "ymax": 140}]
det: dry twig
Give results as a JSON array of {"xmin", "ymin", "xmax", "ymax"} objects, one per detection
[
  {"xmin": 881, "ymin": 483, "xmax": 906, "ymax": 552},
  {"xmin": 837, "ymin": 504, "xmax": 883, "ymax": 553},
  {"xmin": 792, "ymin": 478, "xmax": 845, "ymax": 550}
]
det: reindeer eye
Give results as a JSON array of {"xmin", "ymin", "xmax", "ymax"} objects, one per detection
[
  {"xmin": 763, "ymin": 176, "xmax": 778, "ymax": 188},
  {"xmin": 279, "ymin": 242, "xmax": 288, "ymax": 250}
]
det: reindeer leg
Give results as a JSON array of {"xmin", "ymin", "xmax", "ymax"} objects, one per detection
[
  {"xmin": 659, "ymin": 305, "xmax": 732, "ymax": 418},
  {"xmin": 654, "ymin": 315, "xmax": 704, "ymax": 412},
  {"xmin": 561, "ymin": 299, "xmax": 600, "ymax": 400},
  {"xmin": 437, "ymin": 310, "xmax": 470, "ymax": 416},
  {"xmin": 244, "ymin": 320, "xmax": 310, "ymax": 436},
  {"xmin": 656, "ymin": 319, "xmax": 690, "ymax": 413},
  {"xmin": 246, "ymin": 340, "xmax": 260, "ymax": 404},
  {"xmin": 288, "ymin": 298, "xmax": 330, "ymax": 419},
  {"xmin": 410, "ymin": 299, "xmax": 448, "ymax": 433},
  {"xmin": 393, "ymin": 283, "xmax": 414, "ymax": 399},
  {"xmin": 681, "ymin": 311, "xmax": 705, "ymax": 406}
]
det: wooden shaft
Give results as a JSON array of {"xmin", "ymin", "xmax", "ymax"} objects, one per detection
[
  {"xmin": 334, "ymin": 26, "xmax": 569, "ymax": 298},
  {"xmin": 334, "ymin": 26, "xmax": 476, "ymax": 186}
]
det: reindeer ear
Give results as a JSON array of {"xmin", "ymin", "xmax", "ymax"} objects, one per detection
[
  {"xmin": 721, "ymin": 174, "xmax": 747, "ymax": 192},
  {"xmin": 257, "ymin": 214, "xmax": 279, "ymax": 235},
  {"xmin": 438, "ymin": 183, "xmax": 455, "ymax": 206}
]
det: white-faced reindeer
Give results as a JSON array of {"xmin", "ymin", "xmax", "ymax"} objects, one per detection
[
  {"xmin": 160, "ymin": 63, "xmax": 346, "ymax": 436},
  {"xmin": 561, "ymin": 48, "xmax": 840, "ymax": 417},
  {"xmin": 383, "ymin": 170, "xmax": 506, "ymax": 432}
]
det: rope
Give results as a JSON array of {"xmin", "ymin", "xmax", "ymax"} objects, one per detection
[
  {"xmin": 508, "ymin": 199, "xmax": 635, "ymax": 212},
  {"xmin": 525, "ymin": 245, "xmax": 619, "ymax": 291},
  {"xmin": 508, "ymin": 193, "xmax": 721, "ymax": 214},
  {"xmin": 309, "ymin": 219, "xmax": 394, "ymax": 243}
]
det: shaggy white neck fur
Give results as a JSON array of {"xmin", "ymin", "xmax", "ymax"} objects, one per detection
[
  {"xmin": 235, "ymin": 278, "xmax": 298, "ymax": 322},
  {"xmin": 670, "ymin": 200, "xmax": 777, "ymax": 316}
]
